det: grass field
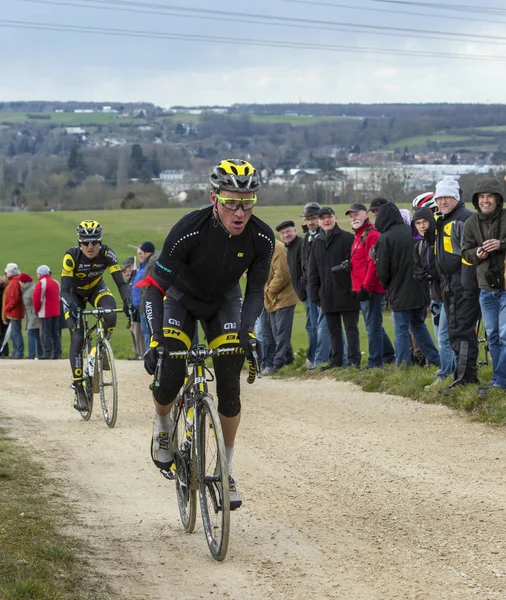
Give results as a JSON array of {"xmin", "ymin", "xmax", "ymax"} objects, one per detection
[
  {"xmin": 387, "ymin": 132, "xmax": 495, "ymax": 151},
  {"xmin": 0, "ymin": 111, "xmax": 142, "ymax": 126},
  {"xmin": 159, "ymin": 113, "xmax": 359, "ymax": 126},
  {"xmin": 1, "ymin": 206, "xmax": 407, "ymax": 362}
]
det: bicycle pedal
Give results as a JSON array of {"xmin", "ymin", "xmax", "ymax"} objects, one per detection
[{"xmin": 161, "ymin": 464, "xmax": 176, "ymax": 480}]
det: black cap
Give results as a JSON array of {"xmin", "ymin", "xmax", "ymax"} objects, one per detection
[
  {"xmin": 140, "ymin": 241, "xmax": 155, "ymax": 253},
  {"xmin": 275, "ymin": 220, "xmax": 295, "ymax": 232},
  {"xmin": 369, "ymin": 197, "xmax": 390, "ymax": 211},
  {"xmin": 301, "ymin": 202, "xmax": 321, "ymax": 217},
  {"xmin": 318, "ymin": 206, "xmax": 335, "ymax": 217},
  {"xmin": 345, "ymin": 203, "xmax": 368, "ymax": 215}
]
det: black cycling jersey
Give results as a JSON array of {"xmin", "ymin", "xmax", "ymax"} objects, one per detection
[
  {"xmin": 146, "ymin": 206, "xmax": 275, "ymax": 336},
  {"xmin": 61, "ymin": 244, "xmax": 130, "ymax": 301}
]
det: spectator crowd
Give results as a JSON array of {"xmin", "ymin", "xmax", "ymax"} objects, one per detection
[{"xmin": 3, "ymin": 174, "xmax": 506, "ymax": 399}]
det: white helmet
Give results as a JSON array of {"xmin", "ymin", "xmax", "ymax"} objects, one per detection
[{"xmin": 412, "ymin": 192, "xmax": 437, "ymax": 211}]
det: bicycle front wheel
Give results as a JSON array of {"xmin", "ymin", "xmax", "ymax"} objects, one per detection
[
  {"xmin": 197, "ymin": 395, "xmax": 230, "ymax": 562},
  {"xmin": 80, "ymin": 339, "xmax": 94, "ymax": 421},
  {"xmin": 172, "ymin": 397, "xmax": 197, "ymax": 533},
  {"xmin": 98, "ymin": 339, "xmax": 118, "ymax": 428}
]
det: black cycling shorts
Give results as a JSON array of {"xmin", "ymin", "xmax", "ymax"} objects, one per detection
[{"xmin": 153, "ymin": 286, "xmax": 245, "ymax": 418}]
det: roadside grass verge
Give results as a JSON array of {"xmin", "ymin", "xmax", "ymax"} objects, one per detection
[
  {"xmin": 0, "ymin": 423, "xmax": 108, "ymax": 600},
  {"xmin": 279, "ymin": 354, "xmax": 506, "ymax": 426}
]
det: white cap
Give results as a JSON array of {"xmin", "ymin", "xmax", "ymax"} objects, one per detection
[
  {"xmin": 36, "ymin": 265, "xmax": 51, "ymax": 276},
  {"xmin": 4, "ymin": 262, "xmax": 20, "ymax": 276}
]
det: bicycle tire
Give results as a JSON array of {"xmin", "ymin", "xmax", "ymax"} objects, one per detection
[
  {"xmin": 197, "ymin": 394, "xmax": 230, "ymax": 562},
  {"xmin": 79, "ymin": 337, "xmax": 94, "ymax": 421},
  {"xmin": 172, "ymin": 397, "xmax": 197, "ymax": 533},
  {"xmin": 476, "ymin": 317, "xmax": 489, "ymax": 367},
  {"xmin": 98, "ymin": 339, "xmax": 118, "ymax": 428}
]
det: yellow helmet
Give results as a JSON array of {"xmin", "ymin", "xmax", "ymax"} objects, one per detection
[
  {"xmin": 77, "ymin": 220, "xmax": 102, "ymax": 242},
  {"xmin": 210, "ymin": 159, "xmax": 260, "ymax": 193}
]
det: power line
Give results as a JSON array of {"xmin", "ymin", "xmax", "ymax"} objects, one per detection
[
  {"xmin": 15, "ymin": 0, "xmax": 506, "ymax": 47},
  {"xmin": 2, "ymin": 19, "xmax": 506, "ymax": 61},
  {"xmin": 274, "ymin": 0, "xmax": 506, "ymax": 24}
]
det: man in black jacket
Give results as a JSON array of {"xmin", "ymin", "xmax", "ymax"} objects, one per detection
[
  {"xmin": 276, "ymin": 220, "xmax": 306, "ymax": 302},
  {"xmin": 375, "ymin": 202, "xmax": 440, "ymax": 367},
  {"xmin": 300, "ymin": 202, "xmax": 330, "ymax": 368},
  {"xmin": 434, "ymin": 176, "xmax": 479, "ymax": 391},
  {"xmin": 308, "ymin": 206, "xmax": 360, "ymax": 369}
]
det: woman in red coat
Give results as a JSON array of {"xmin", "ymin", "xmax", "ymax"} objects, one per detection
[{"xmin": 3, "ymin": 263, "xmax": 24, "ymax": 358}]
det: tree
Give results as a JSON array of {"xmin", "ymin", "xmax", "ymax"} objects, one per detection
[
  {"xmin": 130, "ymin": 144, "xmax": 146, "ymax": 178},
  {"xmin": 150, "ymin": 150, "xmax": 160, "ymax": 178},
  {"xmin": 67, "ymin": 144, "xmax": 87, "ymax": 183}
]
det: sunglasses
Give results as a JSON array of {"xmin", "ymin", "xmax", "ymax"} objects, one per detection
[
  {"xmin": 216, "ymin": 193, "xmax": 257, "ymax": 212},
  {"xmin": 80, "ymin": 240, "xmax": 101, "ymax": 246}
]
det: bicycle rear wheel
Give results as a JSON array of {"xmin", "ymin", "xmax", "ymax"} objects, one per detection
[
  {"xmin": 79, "ymin": 338, "xmax": 94, "ymax": 421},
  {"xmin": 172, "ymin": 397, "xmax": 197, "ymax": 533},
  {"xmin": 98, "ymin": 339, "xmax": 118, "ymax": 428},
  {"xmin": 197, "ymin": 394, "xmax": 230, "ymax": 562}
]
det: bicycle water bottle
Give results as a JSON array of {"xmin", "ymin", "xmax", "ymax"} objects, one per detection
[
  {"xmin": 186, "ymin": 406, "xmax": 194, "ymax": 439},
  {"xmin": 88, "ymin": 347, "xmax": 96, "ymax": 377}
]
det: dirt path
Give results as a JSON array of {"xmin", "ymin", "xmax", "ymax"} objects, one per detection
[{"xmin": 2, "ymin": 360, "xmax": 506, "ymax": 599}]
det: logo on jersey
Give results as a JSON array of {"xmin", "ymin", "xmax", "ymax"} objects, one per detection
[
  {"xmin": 237, "ymin": 253, "xmax": 244, "ymax": 257},
  {"xmin": 168, "ymin": 318, "xmax": 181, "ymax": 327},
  {"xmin": 224, "ymin": 322, "xmax": 237, "ymax": 330}
]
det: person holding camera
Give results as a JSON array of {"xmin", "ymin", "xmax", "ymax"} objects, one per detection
[
  {"xmin": 346, "ymin": 203, "xmax": 395, "ymax": 368},
  {"xmin": 375, "ymin": 202, "xmax": 440, "ymax": 368},
  {"xmin": 434, "ymin": 177, "xmax": 479, "ymax": 393},
  {"xmin": 462, "ymin": 178, "xmax": 506, "ymax": 395},
  {"xmin": 308, "ymin": 207, "xmax": 360, "ymax": 369}
]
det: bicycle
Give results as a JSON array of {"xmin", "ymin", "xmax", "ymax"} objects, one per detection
[
  {"xmin": 76, "ymin": 307, "xmax": 125, "ymax": 428},
  {"xmin": 150, "ymin": 341, "xmax": 261, "ymax": 562},
  {"xmin": 476, "ymin": 314, "xmax": 490, "ymax": 367}
]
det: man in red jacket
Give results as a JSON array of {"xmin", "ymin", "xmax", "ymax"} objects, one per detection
[
  {"xmin": 33, "ymin": 265, "xmax": 62, "ymax": 360},
  {"xmin": 2, "ymin": 262, "xmax": 24, "ymax": 358},
  {"xmin": 346, "ymin": 203, "xmax": 396, "ymax": 368}
]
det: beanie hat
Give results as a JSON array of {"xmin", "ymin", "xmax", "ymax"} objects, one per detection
[
  {"xmin": 121, "ymin": 256, "xmax": 135, "ymax": 270},
  {"xmin": 434, "ymin": 176, "xmax": 460, "ymax": 202},
  {"xmin": 140, "ymin": 241, "xmax": 155, "ymax": 253},
  {"xmin": 4, "ymin": 263, "xmax": 20, "ymax": 276},
  {"xmin": 36, "ymin": 265, "xmax": 51, "ymax": 276},
  {"xmin": 19, "ymin": 273, "xmax": 33, "ymax": 283}
]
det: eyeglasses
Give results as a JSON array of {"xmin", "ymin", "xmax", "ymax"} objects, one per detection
[
  {"xmin": 216, "ymin": 193, "xmax": 257, "ymax": 212},
  {"xmin": 80, "ymin": 240, "xmax": 101, "ymax": 246}
]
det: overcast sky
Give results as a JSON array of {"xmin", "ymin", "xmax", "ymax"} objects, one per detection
[{"xmin": 1, "ymin": 0, "xmax": 506, "ymax": 106}]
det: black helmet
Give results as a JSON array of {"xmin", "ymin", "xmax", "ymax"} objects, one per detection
[
  {"xmin": 210, "ymin": 159, "xmax": 261, "ymax": 193},
  {"xmin": 77, "ymin": 219, "xmax": 102, "ymax": 242}
]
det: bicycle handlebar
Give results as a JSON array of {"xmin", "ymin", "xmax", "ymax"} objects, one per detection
[
  {"xmin": 149, "ymin": 341, "xmax": 261, "ymax": 391},
  {"xmin": 81, "ymin": 308, "xmax": 124, "ymax": 316}
]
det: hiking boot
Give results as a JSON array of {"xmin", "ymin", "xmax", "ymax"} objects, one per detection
[
  {"xmin": 150, "ymin": 413, "xmax": 174, "ymax": 471},
  {"xmin": 305, "ymin": 359, "xmax": 315, "ymax": 370},
  {"xmin": 424, "ymin": 377, "xmax": 444, "ymax": 390},
  {"xmin": 229, "ymin": 475, "xmax": 242, "ymax": 510},
  {"xmin": 72, "ymin": 381, "xmax": 89, "ymax": 411},
  {"xmin": 261, "ymin": 365, "xmax": 277, "ymax": 376}
]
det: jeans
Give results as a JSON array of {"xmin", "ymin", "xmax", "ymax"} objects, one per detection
[
  {"xmin": 360, "ymin": 293, "xmax": 395, "ymax": 368},
  {"xmin": 27, "ymin": 328, "xmax": 43, "ymax": 359},
  {"xmin": 10, "ymin": 318, "xmax": 24, "ymax": 357},
  {"xmin": 479, "ymin": 289, "xmax": 506, "ymax": 389},
  {"xmin": 435, "ymin": 303, "xmax": 455, "ymax": 378},
  {"xmin": 304, "ymin": 294, "xmax": 319, "ymax": 363},
  {"xmin": 42, "ymin": 317, "xmax": 62, "ymax": 359},
  {"xmin": 140, "ymin": 310, "xmax": 150, "ymax": 351},
  {"xmin": 270, "ymin": 305, "xmax": 296, "ymax": 368},
  {"xmin": 315, "ymin": 310, "xmax": 332, "ymax": 365},
  {"xmin": 258, "ymin": 309, "xmax": 276, "ymax": 370},
  {"xmin": 393, "ymin": 308, "xmax": 440, "ymax": 367}
]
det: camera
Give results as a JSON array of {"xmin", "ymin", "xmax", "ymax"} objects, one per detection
[{"xmin": 331, "ymin": 260, "xmax": 351, "ymax": 273}]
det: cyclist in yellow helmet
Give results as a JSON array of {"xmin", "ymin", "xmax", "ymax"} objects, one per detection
[
  {"xmin": 61, "ymin": 220, "xmax": 133, "ymax": 410},
  {"xmin": 141, "ymin": 159, "xmax": 275, "ymax": 509}
]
